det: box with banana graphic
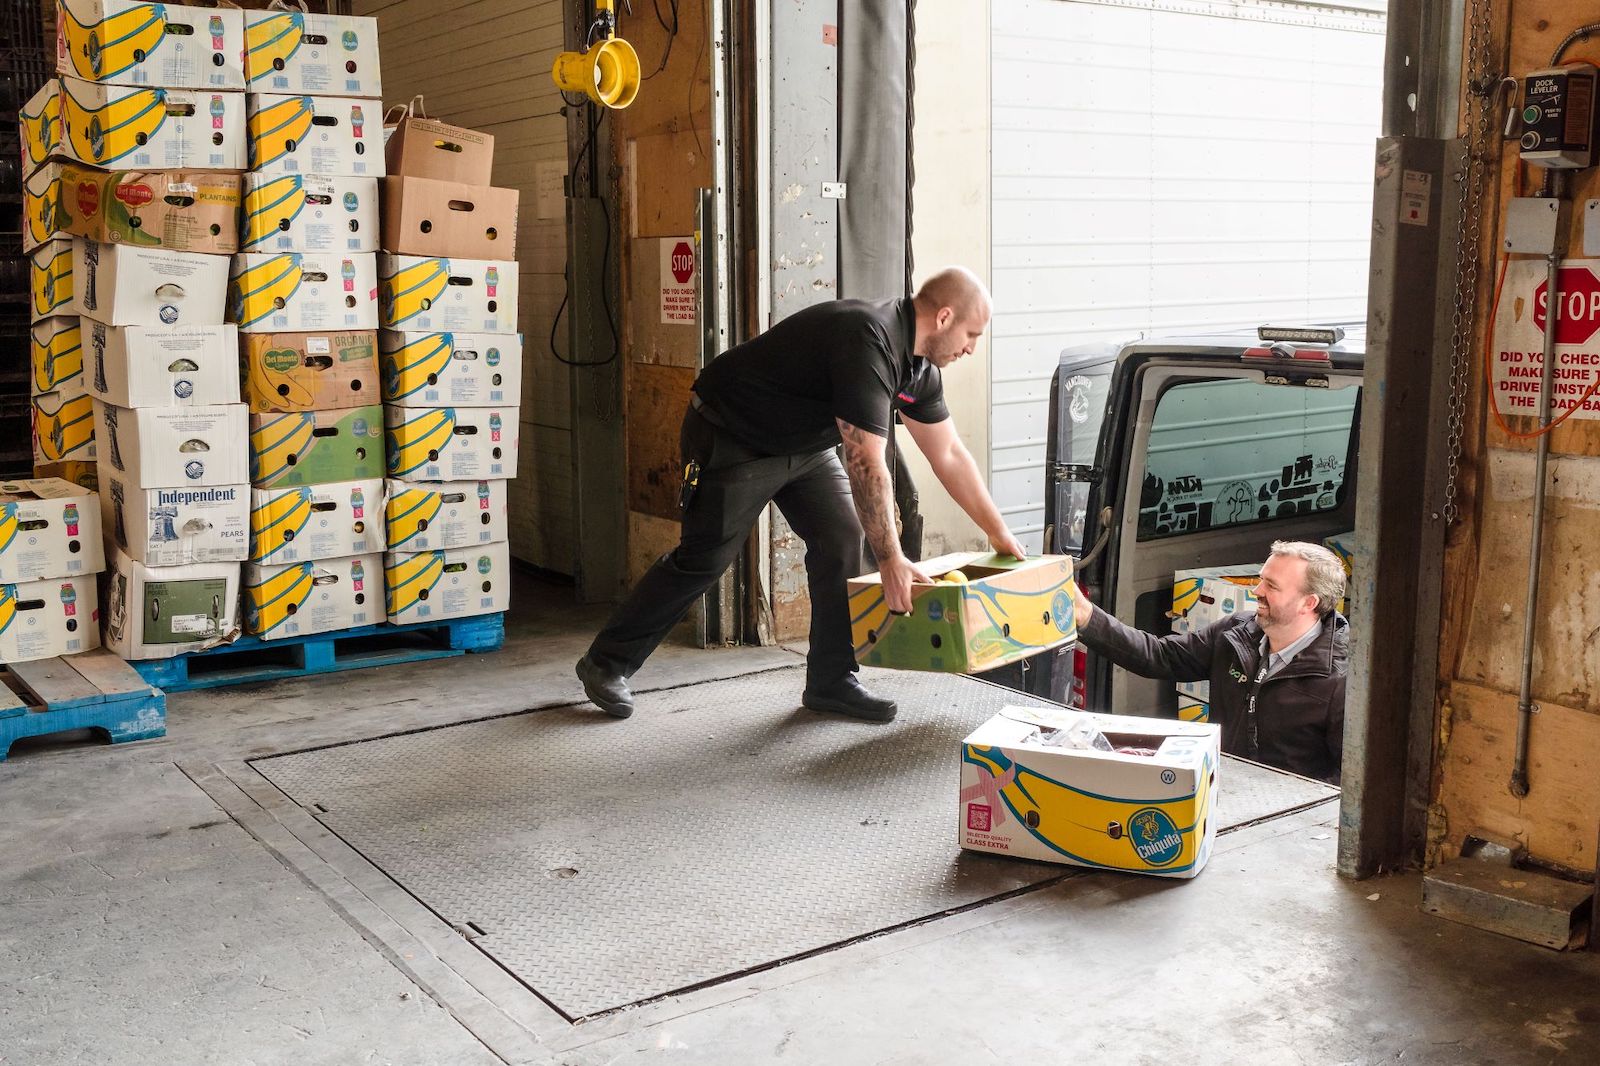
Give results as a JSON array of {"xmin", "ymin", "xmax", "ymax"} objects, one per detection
[
  {"xmin": 242, "ymin": 330, "xmax": 379, "ymax": 412},
  {"xmin": 247, "ymin": 94, "xmax": 384, "ymax": 177},
  {"xmin": 102, "ymin": 548, "xmax": 239, "ymax": 660},
  {"xmin": 30, "ymin": 240, "xmax": 74, "ymax": 321},
  {"xmin": 960, "ymin": 706, "xmax": 1221, "ymax": 879},
  {"xmin": 98, "ymin": 473, "xmax": 248, "ymax": 567},
  {"xmin": 379, "ymin": 331, "xmax": 523, "ymax": 408},
  {"xmin": 847, "ymin": 552, "xmax": 1078, "ymax": 673},
  {"xmin": 250, "ymin": 479, "xmax": 385, "ymax": 564},
  {"xmin": 243, "ymin": 553, "xmax": 383, "ymax": 640},
  {"xmin": 21, "ymin": 81, "xmax": 61, "ymax": 177},
  {"xmin": 376, "ymin": 254, "xmax": 517, "ymax": 333},
  {"xmin": 384, "ymin": 479, "xmax": 508, "ymax": 552},
  {"xmin": 57, "ymin": 165, "xmax": 242, "ymax": 255},
  {"xmin": 0, "ymin": 574, "xmax": 100, "ymax": 664},
  {"xmin": 384, "ymin": 542, "xmax": 510, "ymax": 625},
  {"xmin": 23, "ymin": 164, "xmax": 68, "ymax": 253},
  {"xmin": 31, "ymin": 318, "xmax": 83, "ymax": 396},
  {"xmin": 58, "ymin": 2, "xmax": 246, "ymax": 90},
  {"xmin": 82, "ymin": 320, "xmax": 241, "ymax": 408},
  {"xmin": 33, "ymin": 388, "xmax": 96, "ymax": 465},
  {"xmin": 229, "ymin": 252, "xmax": 379, "ymax": 333},
  {"xmin": 1170, "ymin": 566, "xmax": 1260, "ymax": 724},
  {"xmin": 242, "ymin": 173, "xmax": 379, "ymax": 254},
  {"xmin": 244, "ymin": 9, "xmax": 382, "ymax": 99},
  {"xmin": 249, "ymin": 405, "xmax": 385, "ymax": 488},
  {"xmin": 0, "ymin": 478, "xmax": 104, "ymax": 584},
  {"xmin": 56, "ymin": 78, "xmax": 246, "ymax": 170},
  {"xmin": 384, "ymin": 406, "xmax": 518, "ymax": 482}
]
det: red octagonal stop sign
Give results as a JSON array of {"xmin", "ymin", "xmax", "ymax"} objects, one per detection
[
  {"xmin": 670, "ymin": 240, "xmax": 695, "ymax": 284},
  {"xmin": 1533, "ymin": 266, "xmax": 1600, "ymax": 345}
]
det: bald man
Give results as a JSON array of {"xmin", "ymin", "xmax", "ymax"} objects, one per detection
[{"xmin": 576, "ymin": 267, "xmax": 1027, "ymax": 723}]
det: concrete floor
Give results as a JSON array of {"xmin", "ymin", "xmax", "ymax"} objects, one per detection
[{"xmin": 1, "ymin": 571, "xmax": 1595, "ymax": 1065}]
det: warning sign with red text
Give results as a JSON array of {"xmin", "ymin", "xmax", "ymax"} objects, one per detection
[
  {"xmin": 1491, "ymin": 257, "xmax": 1600, "ymax": 420},
  {"xmin": 660, "ymin": 237, "xmax": 697, "ymax": 325}
]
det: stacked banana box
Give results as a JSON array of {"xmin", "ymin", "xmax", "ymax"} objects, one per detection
[
  {"xmin": 378, "ymin": 110, "xmax": 518, "ymax": 624},
  {"xmin": 0, "ymin": 478, "xmax": 106, "ymax": 664},
  {"xmin": 22, "ymin": 2, "xmax": 253, "ymax": 661},
  {"xmin": 232, "ymin": 5, "xmax": 388, "ymax": 641}
]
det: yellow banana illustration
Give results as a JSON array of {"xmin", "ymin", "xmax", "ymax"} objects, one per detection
[
  {"xmin": 31, "ymin": 320, "xmax": 84, "ymax": 395},
  {"xmin": 244, "ymin": 562, "xmax": 315, "ymax": 636},
  {"xmin": 244, "ymin": 13, "xmax": 304, "ymax": 85},
  {"xmin": 60, "ymin": 2, "xmax": 169, "ymax": 82},
  {"xmin": 250, "ymin": 488, "xmax": 313, "ymax": 562},
  {"xmin": 385, "ymin": 408, "xmax": 456, "ymax": 478},
  {"xmin": 60, "ymin": 80, "xmax": 168, "ymax": 167},
  {"xmin": 247, "ymin": 95, "xmax": 314, "ymax": 170},
  {"xmin": 1171, "ymin": 574, "xmax": 1254, "ymax": 617},
  {"xmin": 31, "ymin": 245, "xmax": 74, "ymax": 319},
  {"xmin": 385, "ymin": 551, "xmax": 444, "ymax": 618},
  {"xmin": 382, "ymin": 333, "xmax": 454, "ymax": 401},
  {"xmin": 241, "ymin": 174, "xmax": 304, "ymax": 250},
  {"xmin": 250, "ymin": 412, "xmax": 315, "ymax": 486},
  {"xmin": 379, "ymin": 258, "xmax": 449, "ymax": 327},
  {"xmin": 0, "ymin": 505, "xmax": 20, "ymax": 559},
  {"xmin": 21, "ymin": 87, "xmax": 61, "ymax": 165},
  {"xmin": 230, "ymin": 253, "xmax": 305, "ymax": 328},
  {"xmin": 24, "ymin": 171, "xmax": 64, "ymax": 248},
  {"xmin": 384, "ymin": 486, "xmax": 443, "ymax": 549},
  {"xmin": 34, "ymin": 393, "xmax": 97, "ymax": 462},
  {"xmin": 0, "ymin": 585, "xmax": 16, "ymax": 639}
]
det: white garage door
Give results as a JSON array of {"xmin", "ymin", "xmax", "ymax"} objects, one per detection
[{"xmin": 989, "ymin": 0, "xmax": 1386, "ymax": 553}]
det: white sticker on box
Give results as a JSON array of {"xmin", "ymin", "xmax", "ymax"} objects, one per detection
[
  {"xmin": 171, "ymin": 615, "xmax": 213, "ymax": 634},
  {"xmin": 307, "ymin": 337, "xmax": 331, "ymax": 354}
]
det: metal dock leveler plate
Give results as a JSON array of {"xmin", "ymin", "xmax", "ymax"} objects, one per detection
[{"xmin": 250, "ymin": 668, "xmax": 1337, "ymax": 1019}]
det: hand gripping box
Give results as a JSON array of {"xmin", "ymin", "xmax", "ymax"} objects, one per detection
[
  {"xmin": 73, "ymin": 238, "xmax": 231, "ymax": 328},
  {"xmin": 385, "ymin": 115, "xmax": 493, "ymax": 185},
  {"xmin": 384, "ymin": 406, "xmax": 518, "ymax": 482},
  {"xmin": 377, "ymin": 254, "xmax": 517, "ymax": 333},
  {"xmin": 31, "ymin": 318, "xmax": 83, "ymax": 396},
  {"xmin": 1170, "ymin": 565, "xmax": 1260, "ymax": 723},
  {"xmin": 24, "ymin": 164, "xmax": 67, "ymax": 253},
  {"xmin": 243, "ymin": 553, "xmax": 382, "ymax": 640},
  {"xmin": 82, "ymin": 320, "xmax": 240, "ymax": 407},
  {"xmin": 379, "ymin": 177, "xmax": 519, "ymax": 260},
  {"xmin": 99, "ymin": 474, "xmax": 248, "ymax": 567},
  {"xmin": 250, "ymin": 479, "xmax": 384, "ymax": 564},
  {"xmin": 30, "ymin": 240, "xmax": 75, "ymax": 321},
  {"xmin": 94, "ymin": 401, "xmax": 250, "ymax": 488},
  {"xmin": 58, "ymin": 2, "xmax": 246, "ymax": 89},
  {"xmin": 33, "ymin": 389, "xmax": 96, "ymax": 465},
  {"xmin": 960, "ymin": 706, "xmax": 1221, "ymax": 879},
  {"xmin": 848, "ymin": 552, "xmax": 1078, "ymax": 673},
  {"xmin": 229, "ymin": 252, "xmax": 379, "ymax": 333},
  {"xmin": 384, "ymin": 479, "xmax": 508, "ymax": 552},
  {"xmin": 247, "ymin": 94, "xmax": 384, "ymax": 177},
  {"xmin": 102, "ymin": 548, "xmax": 239, "ymax": 660},
  {"xmin": 244, "ymin": 9, "xmax": 382, "ymax": 98},
  {"xmin": 21, "ymin": 81, "xmax": 62, "ymax": 177},
  {"xmin": 385, "ymin": 542, "xmax": 510, "ymax": 625},
  {"xmin": 242, "ymin": 330, "xmax": 379, "ymax": 412},
  {"xmin": 380, "ymin": 331, "xmax": 524, "ymax": 407},
  {"xmin": 250, "ymin": 405, "xmax": 385, "ymax": 488},
  {"xmin": 0, "ymin": 478, "xmax": 104, "ymax": 583},
  {"xmin": 242, "ymin": 173, "xmax": 379, "ymax": 254},
  {"xmin": 0, "ymin": 574, "xmax": 100, "ymax": 664},
  {"xmin": 59, "ymin": 166, "xmax": 242, "ymax": 254},
  {"xmin": 57, "ymin": 78, "xmax": 246, "ymax": 170}
]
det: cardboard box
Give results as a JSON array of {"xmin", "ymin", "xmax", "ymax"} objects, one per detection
[
  {"xmin": 380, "ymin": 177, "xmax": 518, "ymax": 260},
  {"xmin": 33, "ymin": 389, "xmax": 96, "ymax": 464},
  {"xmin": 0, "ymin": 478, "xmax": 104, "ymax": 583},
  {"xmin": 250, "ymin": 405, "xmax": 384, "ymax": 488},
  {"xmin": 229, "ymin": 252, "xmax": 379, "ymax": 333},
  {"xmin": 1171, "ymin": 565, "xmax": 1260, "ymax": 723},
  {"xmin": 99, "ymin": 473, "xmax": 248, "ymax": 567},
  {"xmin": 379, "ymin": 331, "xmax": 523, "ymax": 408},
  {"xmin": 241, "ymin": 330, "xmax": 379, "ymax": 412},
  {"xmin": 1323, "ymin": 531, "xmax": 1355, "ymax": 616},
  {"xmin": 101, "ymin": 548, "xmax": 238, "ymax": 660},
  {"xmin": 384, "ymin": 479, "xmax": 508, "ymax": 551},
  {"xmin": 244, "ymin": 10, "xmax": 381, "ymax": 98},
  {"xmin": 32, "ymin": 462, "xmax": 98, "ymax": 494},
  {"xmin": 31, "ymin": 317, "xmax": 83, "ymax": 396},
  {"xmin": 377, "ymin": 254, "xmax": 517, "ymax": 332},
  {"xmin": 848, "ymin": 552, "xmax": 1078, "ymax": 673},
  {"xmin": 242, "ymin": 173, "xmax": 379, "ymax": 253},
  {"xmin": 384, "ymin": 115, "xmax": 493, "ymax": 185},
  {"xmin": 58, "ymin": 2, "xmax": 246, "ymax": 89},
  {"xmin": 73, "ymin": 238, "xmax": 231, "ymax": 328},
  {"xmin": 94, "ymin": 401, "xmax": 250, "ymax": 488},
  {"xmin": 250, "ymin": 479, "xmax": 384, "ymax": 564},
  {"xmin": 58, "ymin": 165, "xmax": 241, "ymax": 254},
  {"xmin": 57, "ymin": 77, "xmax": 246, "ymax": 170},
  {"xmin": 21, "ymin": 80, "xmax": 62, "ymax": 177},
  {"xmin": 384, "ymin": 406, "xmax": 518, "ymax": 482},
  {"xmin": 384, "ymin": 542, "xmax": 510, "ymax": 625},
  {"xmin": 0, "ymin": 574, "xmax": 100, "ymax": 663},
  {"xmin": 247, "ymin": 93, "xmax": 384, "ymax": 177},
  {"xmin": 959, "ymin": 705, "xmax": 1221, "ymax": 878},
  {"xmin": 243, "ymin": 553, "xmax": 381, "ymax": 640},
  {"xmin": 30, "ymin": 239, "xmax": 75, "ymax": 321},
  {"xmin": 81, "ymin": 320, "xmax": 240, "ymax": 408},
  {"xmin": 24, "ymin": 163, "xmax": 67, "ymax": 253}
]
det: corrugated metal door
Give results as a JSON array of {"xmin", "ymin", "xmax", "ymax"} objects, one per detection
[{"xmin": 989, "ymin": 0, "xmax": 1385, "ymax": 553}]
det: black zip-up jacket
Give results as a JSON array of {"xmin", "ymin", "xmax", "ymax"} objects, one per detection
[{"xmin": 1080, "ymin": 607, "xmax": 1349, "ymax": 784}]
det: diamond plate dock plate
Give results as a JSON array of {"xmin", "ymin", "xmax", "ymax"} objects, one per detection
[{"xmin": 251, "ymin": 668, "xmax": 1336, "ymax": 1019}]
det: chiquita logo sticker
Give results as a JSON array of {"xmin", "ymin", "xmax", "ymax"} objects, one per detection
[{"xmin": 1129, "ymin": 807, "xmax": 1183, "ymax": 867}]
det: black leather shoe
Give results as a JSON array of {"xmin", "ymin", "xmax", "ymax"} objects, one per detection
[
  {"xmin": 802, "ymin": 675, "xmax": 897, "ymax": 722},
  {"xmin": 576, "ymin": 656, "xmax": 634, "ymax": 719}
]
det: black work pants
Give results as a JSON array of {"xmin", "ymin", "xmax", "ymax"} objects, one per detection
[{"xmin": 586, "ymin": 406, "xmax": 864, "ymax": 687}]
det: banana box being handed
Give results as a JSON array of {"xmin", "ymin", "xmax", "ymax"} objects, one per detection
[
  {"xmin": 56, "ymin": 78, "xmax": 246, "ymax": 170},
  {"xmin": 250, "ymin": 405, "xmax": 385, "ymax": 488},
  {"xmin": 241, "ymin": 330, "xmax": 379, "ymax": 412},
  {"xmin": 241, "ymin": 174, "xmax": 379, "ymax": 255},
  {"xmin": 385, "ymin": 542, "xmax": 510, "ymax": 625},
  {"xmin": 1170, "ymin": 565, "xmax": 1260, "ymax": 724},
  {"xmin": 250, "ymin": 479, "xmax": 384, "ymax": 564},
  {"xmin": 380, "ymin": 331, "xmax": 523, "ymax": 407},
  {"xmin": 384, "ymin": 479, "xmax": 508, "ymax": 552},
  {"xmin": 960, "ymin": 705, "xmax": 1221, "ymax": 879},
  {"xmin": 0, "ymin": 574, "xmax": 100, "ymax": 664},
  {"xmin": 21, "ymin": 81, "xmax": 62, "ymax": 177},
  {"xmin": 31, "ymin": 317, "xmax": 83, "ymax": 396},
  {"xmin": 243, "ymin": 553, "xmax": 382, "ymax": 640},
  {"xmin": 848, "ymin": 552, "xmax": 1077, "ymax": 673},
  {"xmin": 0, "ymin": 478, "xmax": 104, "ymax": 583},
  {"xmin": 377, "ymin": 254, "xmax": 517, "ymax": 333},
  {"xmin": 30, "ymin": 240, "xmax": 74, "ymax": 321},
  {"xmin": 384, "ymin": 406, "xmax": 518, "ymax": 482},
  {"xmin": 247, "ymin": 94, "xmax": 384, "ymax": 177},
  {"xmin": 101, "ymin": 547, "xmax": 238, "ymax": 660},
  {"xmin": 244, "ymin": 10, "xmax": 382, "ymax": 97},
  {"xmin": 58, "ymin": 2, "xmax": 246, "ymax": 89},
  {"xmin": 229, "ymin": 252, "xmax": 379, "ymax": 333}
]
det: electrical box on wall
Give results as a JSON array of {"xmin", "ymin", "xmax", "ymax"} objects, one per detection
[{"xmin": 1518, "ymin": 64, "xmax": 1598, "ymax": 169}]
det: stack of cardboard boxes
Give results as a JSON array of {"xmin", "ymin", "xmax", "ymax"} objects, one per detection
[
  {"xmin": 231, "ymin": 6, "xmax": 387, "ymax": 641},
  {"xmin": 0, "ymin": 477, "xmax": 105, "ymax": 663},
  {"xmin": 377, "ymin": 113, "xmax": 518, "ymax": 624}
]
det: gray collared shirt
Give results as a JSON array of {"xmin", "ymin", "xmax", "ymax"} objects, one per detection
[{"xmin": 1259, "ymin": 619, "xmax": 1323, "ymax": 680}]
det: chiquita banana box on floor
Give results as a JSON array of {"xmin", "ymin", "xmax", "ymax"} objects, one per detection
[
  {"xmin": 241, "ymin": 173, "xmax": 379, "ymax": 255},
  {"xmin": 57, "ymin": 2, "xmax": 246, "ymax": 89},
  {"xmin": 229, "ymin": 252, "xmax": 380, "ymax": 333},
  {"xmin": 384, "ymin": 406, "xmax": 518, "ymax": 482},
  {"xmin": 960, "ymin": 705, "xmax": 1221, "ymax": 879},
  {"xmin": 0, "ymin": 478, "xmax": 104, "ymax": 583},
  {"xmin": 848, "ymin": 551, "xmax": 1077, "ymax": 673},
  {"xmin": 56, "ymin": 78, "xmax": 246, "ymax": 170},
  {"xmin": 31, "ymin": 318, "xmax": 83, "ymax": 395},
  {"xmin": 244, "ymin": 9, "xmax": 382, "ymax": 97},
  {"xmin": 30, "ymin": 240, "xmax": 74, "ymax": 320},
  {"xmin": 379, "ymin": 331, "xmax": 524, "ymax": 407},
  {"xmin": 247, "ymin": 94, "xmax": 384, "ymax": 177},
  {"xmin": 1171, "ymin": 565, "xmax": 1260, "ymax": 724},
  {"xmin": 0, "ymin": 574, "xmax": 100, "ymax": 664},
  {"xmin": 384, "ymin": 479, "xmax": 508, "ymax": 552},
  {"xmin": 385, "ymin": 542, "xmax": 510, "ymax": 625},
  {"xmin": 243, "ymin": 553, "xmax": 382, "ymax": 640},
  {"xmin": 250, "ymin": 405, "xmax": 385, "ymax": 489},
  {"xmin": 250, "ymin": 479, "xmax": 385, "ymax": 564},
  {"xmin": 377, "ymin": 254, "xmax": 518, "ymax": 333},
  {"xmin": 21, "ymin": 80, "xmax": 61, "ymax": 177}
]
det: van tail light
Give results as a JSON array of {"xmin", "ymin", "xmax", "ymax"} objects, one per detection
[{"xmin": 1069, "ymin": 643, "xmax": 1088, "ymax": 708}]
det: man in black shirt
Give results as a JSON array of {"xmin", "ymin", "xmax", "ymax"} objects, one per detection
[{"xmin": 576, "ymin": 267, "xmax": 1027, "ymax": 722}]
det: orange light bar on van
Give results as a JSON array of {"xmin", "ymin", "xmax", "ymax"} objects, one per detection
[{"xmin": 1242, "ymin": 343, "xmax": 1333, "ymax": 363}]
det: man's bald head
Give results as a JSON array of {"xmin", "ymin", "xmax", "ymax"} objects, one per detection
[
  {"xmin": 911, "ymin": 266, "xmax": 992, "ymax": 368},
  {"xmin": 915, "ymin": 266, "xmax": 992, "ymax": 321}
]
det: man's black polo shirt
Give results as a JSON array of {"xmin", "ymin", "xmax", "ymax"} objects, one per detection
[{"xmin": 692, "ymin": 297, "xmax": 949, "ymax": 456}]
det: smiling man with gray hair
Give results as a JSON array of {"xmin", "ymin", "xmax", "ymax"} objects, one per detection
[{"xmin": 1071, "ymin": 541, "xmax": 1349, "ymax": 783}]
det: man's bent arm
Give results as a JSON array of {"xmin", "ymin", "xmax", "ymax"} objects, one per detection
[{"xmin": 837, "ymin": 419, "xmax": 904, "ymax": 567}]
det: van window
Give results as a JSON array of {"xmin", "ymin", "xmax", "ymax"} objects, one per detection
[
  {"xmin": 1137, "ymin": 378, "xmax": 1358, "ymax": 541},
  {"xmin": 1052, "ymin": 362, "xmax": 1113, "ymax": 553}
]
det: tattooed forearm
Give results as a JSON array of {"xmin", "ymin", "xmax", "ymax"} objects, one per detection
[{"xmin": 837, "ymin": 419, "xmax": 900, "ymax": 565}]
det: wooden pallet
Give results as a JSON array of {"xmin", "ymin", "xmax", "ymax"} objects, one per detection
[
  {"xmin": 130, "ymin": 612, "xmax": 506, "ymax": 693},
  {"xmin": 0, "ymin": 650, "xmax": 166, "ymax": 761}
]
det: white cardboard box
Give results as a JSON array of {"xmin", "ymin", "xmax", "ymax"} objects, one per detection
[
  {"xmin": 0, "ymin": 573, "xmax": 100, "ymax": 663},
  {"xmin": 384, "ymin": 479, "xmax": 508, "ymax": 552},
  {"xmin": 101, "ymin": 548, "xmax": 238, "ymax": 660},
  {"xmin": 385, "ymin": 542, "xmax": 510, "ymax": 625},
  {"xmin": 244, "ymin": 11, "xmax": 382, "ymax": 98},
  {"xmin": 377, "ymin": 254, "xmax": 517, "ymax": 333},
  {"xmin": 247, "ymin": 93, "xmax": 384, "ymax": 177},
  {"xmin": 94, "ymin": 401, "xmax": 250, "ymax": 488},
  {"xmin": 250, "ymin": 479, "xmax": 384, "ymax": 564},
  {"xmin": 384, "ymin": 405, "xmax": 518, "ymax": 482},
  {"xmin": 242, "ymin": 173, "xmax": 379, "ymax": 254},
  {"xmin": 99, "ymin": 473, "xmax": 249, "ymax": 567},
  {"xmin": 1171, "ymin": 565, "xmax": 1261, "ymax": 723},
  {"xmin": 0, "ymin": 478, "xmax": 105, "ymax": 583},
  {"xmin": 73, "ymin": 238, "xmax": 230, "ymax": 328},
  {"xmin": 30, "ymin": 317, "xmax": 83, "ymax": 396},
  {"xmin": 243, "ymin": 553, "xmax": 382, "ymax": 640},
  {"xmin": 380, "ymin": 330, "xmax": 523, "ymax": 407},
  {"xmin": 82, "ymin": 320, "xmax": 240, "ymax": 407},
  {"xmin": 58, "ymin": 2, "xmax": 247, "ymax": 89},
  {"xmin": 57, "ymin": 78, "xmax": 246, "ymax": 170},
  {"xmin": 959, "ymin": 706, "xmax": 1221, "ymax": 879},
  {"xmin": 33, "ymin": 388, "xmax": 96, "ymax": 464},
  {"xmin": 229, "ymin": 251, "xmax": 379, "ymax": 333}
]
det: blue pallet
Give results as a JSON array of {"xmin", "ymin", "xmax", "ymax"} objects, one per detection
[
  {"xmin": 130, "ymin": 612, "xmax": 506, "ymax": 693},
  {"xmin": 0, "ymin": 650, "xmax": 167, "ymax": 761}
]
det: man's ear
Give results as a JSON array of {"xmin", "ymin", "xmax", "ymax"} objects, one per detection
[{"xmin": 936, "ymin": 306, "xmax": 954, "ymax": 330}]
